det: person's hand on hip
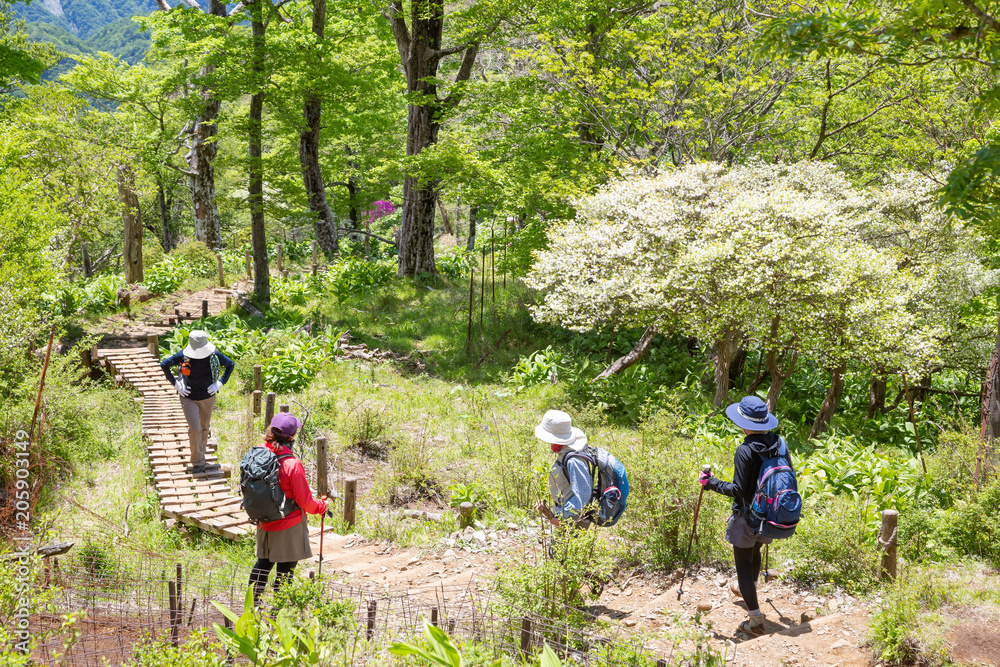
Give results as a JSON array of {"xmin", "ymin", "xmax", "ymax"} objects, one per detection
[
  {"xmin": 207, "ymin": 381, "xmax": 223, "ymax": 395},
  {"xmin": 175, "ymin": 378, "xmax": 191, "ymax": 397}
]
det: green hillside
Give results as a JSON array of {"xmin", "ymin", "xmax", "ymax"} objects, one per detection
[
  {"xmin": 15, "ymin": 0, "xmax": 157, "ymax": 39},
  {"xmin": 26, "ymin": 16, "xmax": 151, "ymax": 79}
]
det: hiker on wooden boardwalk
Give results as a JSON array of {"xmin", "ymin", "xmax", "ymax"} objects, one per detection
[
  {"xmin": 160, "ymin": 330, "xmax": 234, "ymax": 473},
  {"xmin": 241, "ymin": 413, "xmax": 329, "ymax": 603}
]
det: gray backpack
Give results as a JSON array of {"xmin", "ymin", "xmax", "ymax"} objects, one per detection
[{"xmin": 239, "ymin": 447, "xmax": 299, "ymax": 523}]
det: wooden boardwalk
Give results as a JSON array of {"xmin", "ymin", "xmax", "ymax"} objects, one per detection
[{"xmin": 96, "ymin": 346, "xmax": 335, "ymax": 551}]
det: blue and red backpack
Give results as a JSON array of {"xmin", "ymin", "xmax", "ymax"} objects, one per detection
[{"xmin": 748, "ymin": 438, "xmax": 802, "ymax": 539}]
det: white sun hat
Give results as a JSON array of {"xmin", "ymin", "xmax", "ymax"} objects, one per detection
[
  {"xmin": 183, "ymin": 330, "xmax": 217, "ymax": 360},
  {"xmin": 534, "ymin": 410, "xmax": 587, "ymax": 451}
]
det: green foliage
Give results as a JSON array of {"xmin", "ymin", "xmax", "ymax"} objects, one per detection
[
  {"xmin": 271, "ymin": 576, "xmax": 354, "ymax": 627},
  {"xmin": 123, "ymin": 632, "xmax": 227, "ymax": 667},
  {"xmin": 944, "ymin": 479, "xmax": 1000, "ymax": 569},
  {"xmin": 494, "ymin": 523, "xmax": 612, "ymax": 626},
  {"xmin": 173, "ymin": 241, "xmax": 219, "ymax": 278},
  {"xmin": 868, "ymin": 568, "xmax": 956, "ymax": 666},
  {"xmin": 143, "ymin": 255, "xmax": 189, "ymax": 295},
  {"xmin": 323, "ymin": 257, "xmax": 395, "ymax": 303},
  {"xmin": 389, "ymin": 618, "xmax": 465, "ymax": 667},
  {"xmin": 271, "ymin": 275, "xmax": 317, "ymax": 308},
  {"xmin": 435, "ymin": 247, "xmax": 474, "ymax": 281},
  {"xmin": 507, "ymin": 346, "xmax": 563, "ymax": 393},
  {"xmin": 261, "ymin": 336, "xmax": 326, "ymax": 393}
]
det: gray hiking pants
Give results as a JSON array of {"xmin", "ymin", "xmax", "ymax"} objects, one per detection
[{"xmin": 180, "ymin": 395, "xmax": 216, "ymax": 467}]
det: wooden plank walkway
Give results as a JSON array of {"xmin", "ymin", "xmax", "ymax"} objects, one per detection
[{"xmin": 96, "ymin": 346, "xmax": 336, "ymax": 552}]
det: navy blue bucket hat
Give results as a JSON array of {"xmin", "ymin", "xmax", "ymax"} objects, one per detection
[{"xmin": 725, "ymin": 396, "xmax": 778, "ymax": 431}]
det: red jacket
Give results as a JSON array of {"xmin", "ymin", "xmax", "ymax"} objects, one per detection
[{"xmin": 259, "ymin": 442, "xmax": 327, "ymax": 532}]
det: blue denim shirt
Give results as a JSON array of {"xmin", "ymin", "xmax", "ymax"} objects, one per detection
[{"xmin": 548, "ymin": 449, "xmax": 594, "ymax": 519}]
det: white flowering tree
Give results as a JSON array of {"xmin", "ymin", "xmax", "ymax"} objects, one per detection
[{"xmin": 526, "ymin": 162, "xmax": 966, "ymax": 419}]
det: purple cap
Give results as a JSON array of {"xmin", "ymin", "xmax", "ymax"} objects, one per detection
[{"xmin": 270, "ymin": 413, "xmax": 302, "ymax": 438}]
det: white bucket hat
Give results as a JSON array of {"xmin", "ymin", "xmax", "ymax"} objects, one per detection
[
  {"xmin": 183, "ymin": 330, "xmax": 216, "ymax": 359},
  {"xmin": 534, "ymin": 410, "xmax": 587, "ymax": 451}
]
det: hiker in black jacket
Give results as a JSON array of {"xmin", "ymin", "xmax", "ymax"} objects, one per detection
[
  {"xmin": 160, "ymin": 330, "xmax": 235, "ymax": 474},
  {"xmin": 700, "ymin": 395, "xmax": 792, "ymax": 637}
]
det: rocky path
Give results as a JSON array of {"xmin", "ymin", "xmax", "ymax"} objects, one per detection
[{"xmin": 299, "ymin": 522, "xmax": 874, "ymax": 666}]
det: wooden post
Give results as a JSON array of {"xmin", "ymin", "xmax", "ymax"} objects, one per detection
[
  {"xmin": 81, "ymin": 241, "xmax": 92, "ymax": 278},
  {"xmin": 343, "ymin": 479, "xmax": 357, "ymax": 528},
  {"xmin": 168, "ymin": 579, "xmax": 178, "ymax": 646},
  {"xmin": 366, "ymin": 600, "xmax": 377, "ymax": 640},
  {"xmin": 466, "ymin": 267, "xmax": 474, "ymax": 349},
  {"xmin": 312, "ymin": 263, "xmax": 318, "ymax": 278},
  {"xmin": 202, "ymin": 299, "xmax": 209, "ymax": 319},
  {"xmin": 276, "ymin": 243, "xmax": 283, "ymax": 273},
  {"xmin": 174, "ymin": 308, "xmax": 183, "ymax": 324},
  {"xmin": 264, "ymin": 392, "xmax": 276, "ymax": 429},
  {"xmin": 312, "ymin": 240, "xmax": 318, "ymax": 266},
  {"xmin": 656, "ymin": 660, "xmax": 667, "ymax": 667},
  {"xmin": 280, "ymin": 403, "xmax": 289, "ymax": 413},
  {"xmin": 252, "ymin": 390, "xmax": 262, "ymax": 415},
  {"xmin": 316, "ymin": 437, "xmax": 328, "ymax": 498},
  {"xmin": 245, "ymin": 250, "xmax": 253, "ymax": 278},
  {"xmin": 217, "ymin": 253, "xmax": 225, "ymax": 287},
  {"xmin": 147, "ymin": 333, "xmax": 158, "ymax": 357},
  {"xmin": 253, "ymin": 365, "xmax": 262, "ymax": 392},
  {"xmin": 430, "ymin": 606, "xmax": 438, "ymax": 627},
  {"xmin": 80, "ymin": 347, "xmax": 92, "ymax": 374},
  {"xmin": 519, "ymin": 617, "xmax": 531, "ymax": 656},
  {"xmin": 879, "ymin": 509, "xmax": 898, "ymax": 580}
]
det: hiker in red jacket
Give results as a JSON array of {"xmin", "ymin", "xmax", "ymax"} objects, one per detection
[{"xmin": 247, "ymin": 413, "xmax": 328, "ymax": 602}]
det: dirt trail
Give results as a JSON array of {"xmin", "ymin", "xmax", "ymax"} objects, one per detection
[
  {"xmin": 301, "ymin": 526, "xmax": 874, "ymax": 665},
  {"xmin": 90, "ymin": 284, "xmax": 246, "ymax": 343}
]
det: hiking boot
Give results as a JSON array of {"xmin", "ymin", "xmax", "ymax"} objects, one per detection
[
  {"xmin": 730, "ymin": 580, "xmax": 742, "ymax": 598},
  {"xmin": 738, "ymin": 616, "xmax": 766, "ymax": 636},
  {"xmin": 191, "ymin": 463, "xmax": 206, "ymax": 474}
]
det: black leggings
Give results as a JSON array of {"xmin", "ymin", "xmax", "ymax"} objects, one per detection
[
  {"xmin": 734, "ymin": 543, "xmax": 762, "ymax": 612},
  {"xmin": 248, "ymin": 558, "xmax": 296, "ymax": 602}
]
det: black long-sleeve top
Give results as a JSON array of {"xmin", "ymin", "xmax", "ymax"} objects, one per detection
[
  {"xmin": 705, "ymin": 432, "xmax": 792, "ymax": 514},
  {"xmin": 160, "ymin": 350, "xmax": 234, "ymax": 401}
]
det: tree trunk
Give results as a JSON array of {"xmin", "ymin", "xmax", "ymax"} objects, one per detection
[
  {"xmin": 467, "ymin": 205, "xmax": 478, "ymax": 252},
  {"xmin": 157, "ymin": 184, "xmax": 172, "ymax": 251},
  {"xmin": 981, "ymin": 315, "xmax": 1000, "ymax": 441},
  {"xmin": 712, "ymin": 330, "xmax": 741, "ymax": 408},
  {"xmin": 437, "ymin": 193, "xmax": 453, "ymax": 235},
  {"xmin": 388, "ymin": 0, "xmax": 480, "ymax": 276},
  {"xmin": 867, "ymin": 376, "xmax": 888, "ymax": 419},
  {"xmin": 118, "ymin": 165, "xmax": 143, "ymax": 284},
  {"xmin": 594, "ymin": 325, "xmax": 657, "ymax": 380},
  {"xmin": 809, "ymin": 365, "xmax": 847, "ymax": 439},
  {"xmin": 248, "ymin": 2, "xmax": 269, "ymax": 309},
  {"xmin": 163, "ymin": 0, "xmax": 226, "ymax": 250},
  {"xmin": 299, "ymin": 0, "xmax": 338, "ymax": 255},
  {"xmin": 765, "ymin": 348, "xmax": 798, "ymax": 412}
]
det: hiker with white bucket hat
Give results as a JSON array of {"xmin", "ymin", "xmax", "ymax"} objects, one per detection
[
  {"xmin": 533, "ymin": 410, "xmax": 593, "ymax": 530},
  {"xmin": 160, "ymin": 330, "xmax": 235, "ymax": 473}
]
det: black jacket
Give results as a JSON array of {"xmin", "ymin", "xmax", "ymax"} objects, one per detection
[
  {"xmin": 160, "ymin": 350, "xmax": 235, "ymax": 401},
  {"xmin": 706, "ymin": 433, "xmax": 792, "ymax": 514}
]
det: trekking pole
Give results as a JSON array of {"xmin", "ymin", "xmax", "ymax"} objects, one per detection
[
  {"xmin": 318, "ymin": 496, "xmax": 327, "ymax": 577},
  {"xmin": 677, "ymin": 464, "xmax": 711, "ymax": 600}
]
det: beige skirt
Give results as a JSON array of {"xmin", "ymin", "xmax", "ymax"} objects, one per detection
[{"xmin": 255, "ymin": 515, "xmax": 312, "ymax": 563}]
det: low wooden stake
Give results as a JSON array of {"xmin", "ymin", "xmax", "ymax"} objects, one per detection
[
  {"xmin": 168, "ymin": 579, "xmax": 178, "ymax": 646},
  {"xmin": 147, "ymin": 333, "xmax": 158, "ymax": 358},
  {"xmin": 252, "ymin": 390, "xmax": 262, "ymax": 415},
  {"xmin": 519, "ymin": 617, "xmax": 531, "ymax": 657},
  {"xmin": 253, "ymin": 365, "xmax": 262, "ymax": 393},
  {"xmin": 217, "ymin": 253, "xmax": 225, "ymax": 287},
  {"xmin": 280, "ymin": 403, "xmax": 289, "ymax": 413},
  {"xmin": 343, "ymin": 479, "xmax": 357, "ymax": 528},
  {"xmin": 202, "ymin": 299, "xmax": 209, "ymax": 319},
  {"xmin": 430, "ymin": 606, "xmax": 438, "ymax": 627},
  {"xmin": 264, "ymin": 392, "xmax": 276, "ymax": 429},
  {"xmin": 366, "ymin": 600, "xmax": 377, "ymax": 640},
  {"xmin": 879, "ymin": 509, "xmax": 898, "ymax": 580},
  {"xmin": 316, "ymin": 437, "xmax": 328, "ymax": 498}
]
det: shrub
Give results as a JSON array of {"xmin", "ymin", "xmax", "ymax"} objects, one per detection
[
  {"xmin": 323, "ymin": 257, "xmax": 394, "ymax": 302},
  {"xmin": 436, "ymin": 247, "xmax": 474, "ymax": 281},
  {"xmin": 143, "ymin": 255, "xmax": 189, "ymax": 295},
  {"xmin": 869, "ymin": 568, "xmax": 955, "ymax": 666},
  {"xmin": 507, "ymin": 346, "xmax": 563, "ymax": 392},
  {"xmin": 81, "ymin": 274, "xmax": 126, "ymax": 314},
  {"xmin": 173, "ymin": 241, "xmax": 218, "ymax": 278},
  {"xmin": 780, "ymin": 494, "xmax": 879, "ymax": 591},
  {"xmin": 260, "ymin": 336, "xmax": 326, "ymax": 393},
  {"xmin": 142, "ymin": 241, "xmax": 165, "ymax": 269},
  {"xmin": 271, "ymin": 275, "xmax": 316, "ymax": 308},
  {"xmin": 944, "ymin": 478, "xmax": 1000, "ymax": 567}
]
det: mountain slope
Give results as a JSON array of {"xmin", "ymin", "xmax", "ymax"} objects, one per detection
[{"xmin": 15, "ymin": 0, "xmax": 158, "ymax": 38}]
